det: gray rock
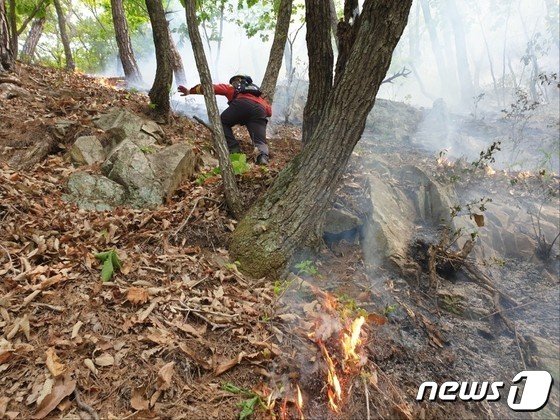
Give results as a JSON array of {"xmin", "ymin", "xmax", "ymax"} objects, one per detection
[
  {"xmin": 64, "ymin": 172, "xmax": 126, "ymax": 211},
  {"xmin": 324, "ymin": 208, "xmax": 362, "ymax": 235},
  {"xmin": 68, "ymin": 136, "xmax": 105, "ymax": 165},
  {"xmin": 94, "ymin": 108, "xmax": 165, "ymax": 147},
  {"xmin": 149, "ymin": 143, "xmax": 198, "ymax": 201}
]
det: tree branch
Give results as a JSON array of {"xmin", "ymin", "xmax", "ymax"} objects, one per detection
[{"xmin": 381, "ymin": 66, "xmax": 411, "ymax": 84}]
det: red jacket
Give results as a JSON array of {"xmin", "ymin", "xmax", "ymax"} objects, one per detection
[{"xmin": 190, "ymin": 83, "xmax": 272, "ymax": 117}]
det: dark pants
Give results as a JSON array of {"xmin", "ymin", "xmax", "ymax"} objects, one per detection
[{"xmin": 221, "ymin": 99, "xmax": 269, "ymax": 156}]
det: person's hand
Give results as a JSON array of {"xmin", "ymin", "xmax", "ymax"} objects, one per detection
[{"xmin": 178, "ymin": 85, "xmax": 189, "ymax": 96}]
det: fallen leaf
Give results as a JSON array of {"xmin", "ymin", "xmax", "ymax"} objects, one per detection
[
  {"xmin": 45, "ymin": 348, "xmax": 65, "ymax": 377},
  {"xmin": 178, "ymin": 343, "xmax": 212, "ymax": 370},
  {"xmin": 126, "ymin": 287, "xmax": 149, "ymax": 305},
  {"xmin": 20, "ymin": 314, "xmax": 30, "ymax": 340},
  {"xmin": 71, "ymin": 321, "xmax": 83, "ymax": 339},
  {"xmin": 84, "ymin": 359, "xmax": 98, "ymax": 375},
  {"xmin": 473, "ymin": 213, "xmax": 485, "ymax": 227},
  {"xmin": 0, "ymin": 396, "xmax": 9, "ymax": 417},
  {"xmin": 367, "ymin": 313, "xmax": 387, "ymax": 326},
  {"xmin": 157, "ymin": 362, "xmax": 175, "ymax": 390},
  {"xmin": 214, "ymin": 351, "xmax": 259, "ymax": 376},
  {"xmin": 130, "ymin": 387, "xmax": 149, "ymax": 411},
  {"xmin": 33, "ymin": 374, "xmax": 76, "ymax": 419},
  {"xmin": 94, "ymin": 353, "xmax": 114, "ymax": 367}
]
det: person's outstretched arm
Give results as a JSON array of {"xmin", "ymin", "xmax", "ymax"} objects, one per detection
[{"xmin": 178, "ymin": 84, "xmax": 235, "ymax": 101}]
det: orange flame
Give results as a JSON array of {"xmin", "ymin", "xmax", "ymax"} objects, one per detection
[
  {"xmin": 320, "ymin": 341, "xmax": 342, "ymax": 412},
  {"xmin": 342, "ymin": 316, "xmax": 365, "ymax": 364},
  {"xmin": 296, "ymin": 385, "xmax": 305, "ymax": 420}
]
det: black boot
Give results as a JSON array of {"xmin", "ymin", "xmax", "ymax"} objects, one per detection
[{"xmin": 256, "ymin": 153, "xmax": 269, "ymax": 165}]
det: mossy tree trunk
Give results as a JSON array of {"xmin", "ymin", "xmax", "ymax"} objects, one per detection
[
  {"xmin": 260, "ymin": 0, "xmax": 293, "ymax": 103},
  {"xmin": 230, "ymin": 0, "xmax": 412, "ymax": 278},
  {"xmin": 145, "ymin": 0, "xmax": 172, "ymax": 122}
]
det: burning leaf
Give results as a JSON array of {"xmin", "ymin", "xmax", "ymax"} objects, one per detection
[
  {"xmin": 473, "ymin": 213, "xmax": 485, "ymax": 227},
  {"xmin": 45, "ymin": 347, "xmax": 65, "ymax": 377},
  {"xmin": 126, "ymin": 287, "xmax": 150, "ymax": 305},
  {"xmin": 33, "ymin": 374, "xmax": 76, "ymax": 419},
  {"xmin": 157, "ymin": 361, "xmax": 175, "ymax": 390}
]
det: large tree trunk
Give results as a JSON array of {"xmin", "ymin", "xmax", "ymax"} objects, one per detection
[
  {"xmin": 168, "ymin": 28, "xmax": 187, "ymax": 87},
  {"xmin": 184, "ymin": 0, "xmax": 242, "ymax": 217},
  {"xmin": 0, "ymin": 0, "xmax": 13, "ymax": 71},
  {"xmin": 21, "ymin": 16, "xmax": 45, "ymax": 62},
  {"xmin": 445, "ymin": 0, "xmax": 473, "ymax": 104},
  {"xmin": 145, "ymin": 0, "xmax": 172, "ymax": 122},
  {"xmin": 53, "ymin": 0, "xmax": 74, "ymax": 71},
  {"xmin": 260, "ymin": 0, "xmax": 292, "ymax": 103},
  {"xmin": 230, "ymin": 0, "xmax": 412, "ymax": 278},
  {"xmin": 110, "ymin": 0, "xmax": 142, "ymax": 84},
  {"xmin": 301, "ymin": 0, "xmax": 333, "ymax": 144}
]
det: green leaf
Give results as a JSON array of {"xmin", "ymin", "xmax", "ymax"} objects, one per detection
[
  {"xmin": 238, "ymin": 396, "xmax": 260, "ymax": 420},
  {"xmin": 101, "ymin": 258, "xmax": 114, "ymax": 282}
]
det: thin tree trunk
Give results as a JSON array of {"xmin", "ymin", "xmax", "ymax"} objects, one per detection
[
  {"xmin": 21, "ymin": 16, "xmax": 45, "ymax": 62},
  {"xmin": 0, "ymin": 0, "xmax": 13, "ymax": 71},
  {"xmin": 145, "ymin": 0, "xmax": 172, "ymax": 122},
  {"xmin": 110, "ymin": 0, "xmax": 142, "ymax": 84},
  {"xmin": 445, "ymin": 0, "xmax": 474, "ymax": 104},
  {"xmin": 334, "ymin": 0, "xmax": 359, "ymax": 85},
  {"xmin": 53, "ymin": 0, "xmax": 74, "ymax": 71},
  {"xmin": 214, "ymin": 2, "xmax": 224, "ymax": 80},
  {"xmin": 184, "ymin": 0, "xmax": 242, "ymax": 217},
  {"xmin": 328, "ymin": 0, "xmax": 338, "ymax": 50},
  {"xmin": 17, "ymin": 0, "xmax": 46, "ymax": 36},
  {"xmin": 231, "ymin": 0, "xmax": 412, "ymax": 278},
  {"xmin": 419, "ymin": 0, "xmax": 448, "ymax": 96},
  {"xmin": 475, "ymin": 4, "xmax": 498, "ymax": 105},
  {"xmin": 302, "ymin": 0, "xmax": 333, "ymax": 144},
  {"xmin": 260, "ymin": 0, "xmax": 292, "ymax": 103},
  {"xmin": 7, "ymin": 0, "xmax": 15, "ymax": 57},
  {"xmin": 168, "ymin": 28, "xmax": 186, "ymax": 86},
  {"xmin": 501, "ymin": 2, "xmax": 512, "ymax": 106}
]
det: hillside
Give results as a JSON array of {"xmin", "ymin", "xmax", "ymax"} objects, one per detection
[{"xmin": 1, "ymin": 63, "xmax": 559, "ymax": 419}]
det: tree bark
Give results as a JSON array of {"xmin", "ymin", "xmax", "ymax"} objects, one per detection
[
  {"xmin": 184, "ymin": 0, "xmax": 242, "ymax": 217},
  {"xmin": 301, "ymin": 0, "xmax": 333, "ymax": 144},
  {"xmin": 110, "ymin": 0, "xmax": 142, "ymax": 84},
  {"xmin": 145, "ymin": 0, "xmax": 172, "ymax": 122},
  {"xmin": 7, "ymin": 0, "xmax": 16, "ymax": 57},
  {"xmin": 260, "ymin": 0, "xmax": 292, "ymax": 103},
  {"xmin": 168, "ymin": 28, "xmax": 187, "ymax": 87},
  {"xmin": 445, "ymin": 0, "xmax": 473, "ymax": 104},
  {"xmin": 17, "ymin": 0, "xmax": 46, "ymax": 37},
  {"xmin": 0, "ymin": 0, "xmax": 13, "ymax": 71},
  {"xmin": 230, "ymin": 0, "xmax": 412, "ymax": 278},
  {"xmin": 418, "ymin": 0, "xmax": 448, "ymax": 96},
  {"xmin": 21, "ymin": 16, "xmax": 45, "ymax": 62},
  {"xmin": 53, "ymin": 0, "xmax": 74, "ymax": 71}
]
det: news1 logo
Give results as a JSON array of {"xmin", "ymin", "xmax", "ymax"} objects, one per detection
[{"xmin": 417, "ymin": 371, "xmax": 554, "ymax": 412}]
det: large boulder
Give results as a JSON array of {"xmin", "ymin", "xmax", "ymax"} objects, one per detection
[
  {"xmin": 94, "ymin": 108, "xmax": 165, "ymax": 148},
  {"xmin": 63, "ymin": 172, "xmax": 126, "ymax": 211},
  {"xmin": 68, "ymin": 136, "xmax": 105, "ymax": 165}
]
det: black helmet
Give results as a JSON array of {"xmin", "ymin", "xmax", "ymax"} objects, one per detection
[{"xmin": 229, "ymin": 74, "xmax": 253, "ymax": 85}]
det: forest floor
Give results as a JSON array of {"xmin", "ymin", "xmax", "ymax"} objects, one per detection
[{"xmin": 1, "ymin": 63, "xmax": 558, "ymax": 420}]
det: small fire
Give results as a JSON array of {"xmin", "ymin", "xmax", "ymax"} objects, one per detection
[
  {"xmin": 342, "ymin": 316, "xmax": 366, "ymax": 363},
  {"xmin": 296, "ymin": 385, "xmax": 304, "ymax": 420},
  {"xmin": 320, "ymin": 342, "xmax": 343, "ymax": 411}
]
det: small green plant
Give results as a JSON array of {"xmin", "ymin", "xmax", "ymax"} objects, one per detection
[
  {"xmin": 294, "ymin": 260, "xmax": 318, "ymax": 276},
  {"xmin": 94, "ymin": 249, "xmax": 122, "ymax": 282},
  {"xmin": 230, "ymin": 153, "xmax": 250, "ymax": 175},
  {"xmin": 148, "ymin": 102, "xmax": 157, "ymax": 110},
  {"xmin": 273, "ymin": 279, "xmax": 291, "ymax": 296},
  {"xmin": 383, "ymin": 304, "xmax": 398, "ymax": 316},
  {"xmin": 221, "ymin": 382, "xmax": 265, "ymax": 420},
  {"xmin": 140, "ymin": 145, "xmax": 155, "ymax": 154}
]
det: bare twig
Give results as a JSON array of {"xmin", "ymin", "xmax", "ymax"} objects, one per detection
[
  {"xmin": 192, "ymin": 115, "xmax": 213, "ymax": 132},
  {"xmin": 73, "ymin": 388, "xmax": 100, "ymax": 420},
  {"xmin": 381, "ymin": 67, "xmax": 411, "ymax": 84},
  {"xmin": 0, "ymin": 244, "xmax": 15, "ymax": 274},
  {"xmin": 362, "ymin": 375, "xmax": 371, "ymax": 420}
]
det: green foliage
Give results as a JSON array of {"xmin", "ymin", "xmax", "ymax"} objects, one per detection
[
  {"xmin": 220, "ymin": 382, "xmax": 264, "ymax": 420},
  {"xmin": 383, "ymin": 304, "xmax": 398, "ymax": 316},
  {"xmin": 140, "ymin": 145, "xmax": 155, "ymax": 154},
  {"xmin": 196, "ymin": 153, "xmax": 250, "ymax": 185},
  {"xmin": 94, "ymin": 249, "xmax": 122, "ymax": 282},
  {"xmin": 294, "ymin": 259, "xmax": 318, "ymax": 276}
]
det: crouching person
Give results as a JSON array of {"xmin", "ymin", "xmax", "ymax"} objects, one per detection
[{"xmin": 178, "ymin": 75, "xmax": 272, "ymax": 165}]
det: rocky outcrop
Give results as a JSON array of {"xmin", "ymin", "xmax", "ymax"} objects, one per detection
[
  {"xmin": 64, "ymin": 108, "xmax": 197, "ymax": 210},
  {"xmin": 69, "ymin": 136, "xmax": 105, "ymax": 165}
]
